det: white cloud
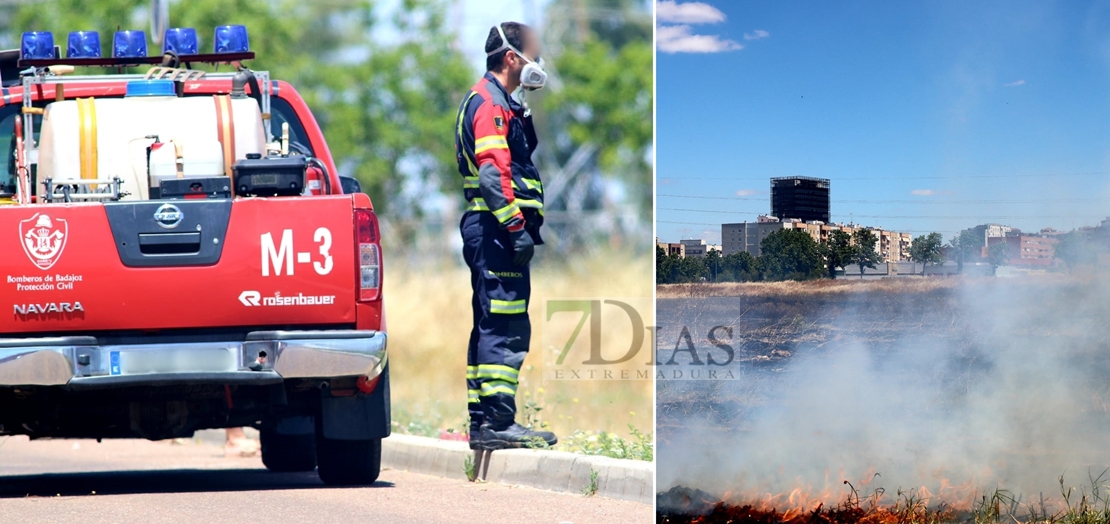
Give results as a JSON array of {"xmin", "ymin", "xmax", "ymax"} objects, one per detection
[
  {"xmin": 1004, "ymin": 79, "xmax": 1026, "ymax": 87},
  {"xmin": 658, "ymin": 24, "xmax": 743, "ymax": 54},
  {"xmin": 656, "ymin": 1, "xmax": 743, "ymax": 54},
  {"xmin": 744, "ymin": 29, "xmax": 770, "ymax": 41},
  {"xmin": 914, "ymin": 188, "xmax": 959, "ymax": 196},
  {"xmin": 736, "ymin": 189, "xmax": 757, "ymax": 196},
  {"xmin": 657, "ymin": 0, "xmax": 726, "ymax": 24}
]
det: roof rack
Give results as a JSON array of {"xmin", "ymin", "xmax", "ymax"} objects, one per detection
[
  {"xmin": 14, "ymin": 64, "xmax": 272, "ymax": 204},
  {"xmin": 41, "ymin": 178, "xmax": 128, "ymax": 203}
]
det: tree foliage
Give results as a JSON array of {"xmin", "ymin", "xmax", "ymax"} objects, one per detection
[
  {"xmin": 987, "ymin": 241, "xmax": 1010, "ymax": 275},
  {"xmin": 908, "ymin": 232, "xmax": 944, "ymax": 276},
  {"xmin": 849, "ymin": 228, "xmax": 883, "ymax": 278},
  {"xmin": 819, "ymin": 230, "xmax": 853, "ymax": 279},
  {"xmin": 539, "ymin": 0, "xmax": 653, "ymax": 220},
  {"xmin": 1055, "ymin": 231, "xmax": 1099, "ymax": 269},
  {"xmin": 948, "ymin": 229, "xmax": 981, "ymax": 272},
  {"xmin": 759, "ymin": 229, "xmax": 824, "ymax": 281},
  {"xmin": 656, "ymin": 246, "xmax": 707, "ymax": 284},
  {"xmin": 719, "ymin": 250, "xmax": 760, "ymax": 282}
]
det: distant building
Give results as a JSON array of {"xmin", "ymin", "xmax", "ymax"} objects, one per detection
[
  {"xmin": 987, "ymin": 234, "xmax": 1059, "ymax": 268},
  {"xmin": 656, "ymin": 238, "xmax": 685, "ymax": 257},
  {"xmin": 876, "ymin": 229, "xmax": 913, "ymax": 263},
  {"xmin": 721, "ymin": 215, "xmax": 910, "ymax": 262},
  {"xmin": 771, "ymin": 176, "xmax": 831, "ymax": 223},
  {"xmin": 964, "ymin": 223, "xmax": 1019, "ymax": 252},
  {"xmin": 722, "ymin": 219, "xmax": 779, "ymax": 257},
  {"xmin": 679, "ymin": 239, "xmax": 708, "ymax": 257}
]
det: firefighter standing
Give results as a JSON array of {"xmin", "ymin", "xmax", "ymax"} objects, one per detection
[{"xmin": 455, "ymin": 22, "xmax": 557, "ymax": 450}]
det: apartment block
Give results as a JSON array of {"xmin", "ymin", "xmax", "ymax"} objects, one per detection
[{"xmin": 721, "ymin": 216, "xmax": 910, "ymax": 261}]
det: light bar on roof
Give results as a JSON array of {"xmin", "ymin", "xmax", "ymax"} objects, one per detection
[
  {"xmin": 20, "ymin": 31, "xmax": 55, "ymax": 60},
  {"xmin": 163, "ymin": 27, "xmax": 198, "ymax": 55},
  {"xmin": 214, "ymin": 25, "xmax": 249, "ymax": 53},
  {"xmin": 113, "ymin": 30, "xmax": 147, "ymax": 58},
  {"xmin": 67, "ymin": 31, "xmax": 102, "ymax": 58}
]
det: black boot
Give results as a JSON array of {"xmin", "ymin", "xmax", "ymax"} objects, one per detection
[
  {"xmin": 480, "ymin": 423, "xmax": 558, "ymax": 450},
  {"xmin": 468, "ymin": 420, "xmax": 484, "ymax": 450}
]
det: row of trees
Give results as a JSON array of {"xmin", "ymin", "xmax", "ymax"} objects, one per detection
[
  {"xmin": 658, "ymin": 228, "xmax": 1019, "ymax": 284},
  {"xmin": 658, "ymin": 228, "xmax": 886, "ymax": 284}
]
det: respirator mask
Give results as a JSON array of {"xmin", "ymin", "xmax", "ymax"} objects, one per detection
[{"xmin": 487, "ymin": 24, "xmax": 546, "ymax": 91}]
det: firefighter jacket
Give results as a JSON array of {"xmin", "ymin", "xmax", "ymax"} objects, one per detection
[{"xmin": 455, "ymin": 72, "xmax": 544, "ymax": 242}]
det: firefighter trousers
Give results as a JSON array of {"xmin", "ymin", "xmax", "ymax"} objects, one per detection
[{"xmin": 461, "ymin": 211, "xmax": 531, "ymax": 431}]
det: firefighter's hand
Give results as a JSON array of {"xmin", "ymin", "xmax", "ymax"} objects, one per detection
[{"xmin": 509, "ymin": 228, "xmax": 534, "ymax": 266}]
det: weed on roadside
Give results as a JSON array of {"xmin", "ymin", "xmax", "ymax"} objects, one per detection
[
  {"xmin": 463, "ymin": 455, "xmax": 475, "ymax": 482},
  {"xmin": 582, "ymin": 468, "xmax": 599, "ymax": 497},
  {"xmin": 558, "ymin": 424, "xmax": 653, "ymax": 461}
]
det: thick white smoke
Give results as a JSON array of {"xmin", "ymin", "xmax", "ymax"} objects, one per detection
[{"xmin": 657, "ymin": 277, "xmax": 1110, "ymax": 511}]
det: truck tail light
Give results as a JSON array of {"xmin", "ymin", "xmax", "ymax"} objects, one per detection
[
  {"xmin": 356, "ymin": 374, "xmax": 381, "ymax": 394},
  {"xmin": 355, "ymin": 209, "xmax": 381, "ymax": 302}
]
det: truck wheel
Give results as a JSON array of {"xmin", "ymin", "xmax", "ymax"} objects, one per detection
[
  {"xmin": 260, "ymin": 429, "xmax": 317, "ymax": 473},
  {"xmin": 315, "ymin": 436, "xmax": 382, "ymax": 485}
]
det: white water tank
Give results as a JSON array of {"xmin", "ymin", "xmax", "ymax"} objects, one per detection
[{"xmin": 38, "ymin": 82, "xmax": 266, "ymax": 200}]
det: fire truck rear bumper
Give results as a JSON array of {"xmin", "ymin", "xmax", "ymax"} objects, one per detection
[{"xmin": 0, "ymin": 330, "xmax": 388, "ymax": 389}]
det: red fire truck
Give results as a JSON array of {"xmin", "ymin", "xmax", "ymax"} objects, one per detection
[{"xmin": 0, "ymin": 27, "xmax": 389, "ymax": 485}]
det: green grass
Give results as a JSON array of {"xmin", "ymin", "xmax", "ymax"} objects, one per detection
[
  {"xmin": 556, "ymin": 425, "xmax": 653, "ymax": 461},
  {"xmin": 582, "ymin": 468, "xmax": 600, "ymax": 497},
  {"xmin": 463, "ymin": 454, "xmax": 476, "ymax": 482},
  {"xmin": 390, "ymin": 406, "xmax": 461, "ymax": 438},
  {"xmin": 966, "ymin": 470, "xmax": 1110, "ymax": 524}
]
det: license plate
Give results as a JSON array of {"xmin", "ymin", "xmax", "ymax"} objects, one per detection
[{"xmin": 110, "ymin": 347, "xmax": 238, "ymax": 375}]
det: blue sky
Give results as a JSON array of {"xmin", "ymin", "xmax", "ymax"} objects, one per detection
[{"xmin": 657, "ymin": 0, "xmax": 1110, "ymax": 244}]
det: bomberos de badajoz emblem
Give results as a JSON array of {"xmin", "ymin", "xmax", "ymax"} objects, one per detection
[{"xmin": 19, "ymin": 213, "xmax": 68, "ymax": 270}]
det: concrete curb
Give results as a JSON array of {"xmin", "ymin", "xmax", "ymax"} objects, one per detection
[{"xmin": 381, "ymin": 434, "xmax": 653, "ymax": 505}]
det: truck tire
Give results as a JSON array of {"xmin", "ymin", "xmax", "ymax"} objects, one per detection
[
  {"xmin": 260, "ymin": 429, "xmax": 317, "ymax": 473},
  {"xmin": 315, "ymin": 436, "xmax": 382, "ymax": 485}
]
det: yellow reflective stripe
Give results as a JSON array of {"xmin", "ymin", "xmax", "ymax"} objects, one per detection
[
  {"xmin": 475, "ymin": 144, "xmax": 509, "ymax": 155},
  {"xmin": 467, "ymin": 389, "xmax": 480, "ymax": 402},
  {"xmin": 511, "ymin": 179, "xmax": 542, "ymax": 192},
  {"xmin": 456, "ymin": 91, "xmax": 480, "ymax": 176},
  {"xmin": 468, "ymin": 198, "xmax": 490, "ymax": 211},
  {"xmin": 480, "ymin": 380, "xmax": 517, "ymax": 397},
  {"xmin": 515, "ymin": 198, "xmax": 543, "ymax": 210},
  {"xmin": 490, "ymin": 299, "xmax": 527, "ymax": 314},
  {"xmin": 492, "ymin": 202, "xmax": 521, "ymax": 222},
  {"xmin": 463, "ymin": 176, "xmax": 479, "ymax": 189},
  {"xmin": 76, "ymin": 98, "xmax": 98, "ymax": 180},
  {"xmin": 474, "ymin": 135, "xmax": 508, "ymax": 155},
  {"xmin": 466, "ymin": 365, "xmax": 479, "ymax": 380},
  {"xmin": 476, "ymin": 364, "xmax": 519, "ymax": 382},
  {"xmin": 522, "ymin": 178, "xmax": 542, "ymax": 192},
  {"xmin": 467, "ymin": 199, "xmax": 531, "ymax": 221},
  {"xmin": 475, "ymin": 135, "xmax": 507, "ymax": 146}
]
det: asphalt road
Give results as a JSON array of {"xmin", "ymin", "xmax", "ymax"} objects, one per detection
[{"xmin": 0, "ymin": 434, "xmax": 651, "ymax": 524}]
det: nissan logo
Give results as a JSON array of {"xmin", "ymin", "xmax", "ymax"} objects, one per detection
[{"xmin": 153, "ymin": 204, "xmax": 184, "ymax": 229}]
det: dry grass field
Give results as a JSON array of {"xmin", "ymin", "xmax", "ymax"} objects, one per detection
[{"xmin": 383, "ymin": 250, "xmax": 654, "ymax": 450}]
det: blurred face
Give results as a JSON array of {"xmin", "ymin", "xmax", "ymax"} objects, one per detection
[{"xmin": 506, "ymin": 30, "xmax": 542, "ymax": 80}]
